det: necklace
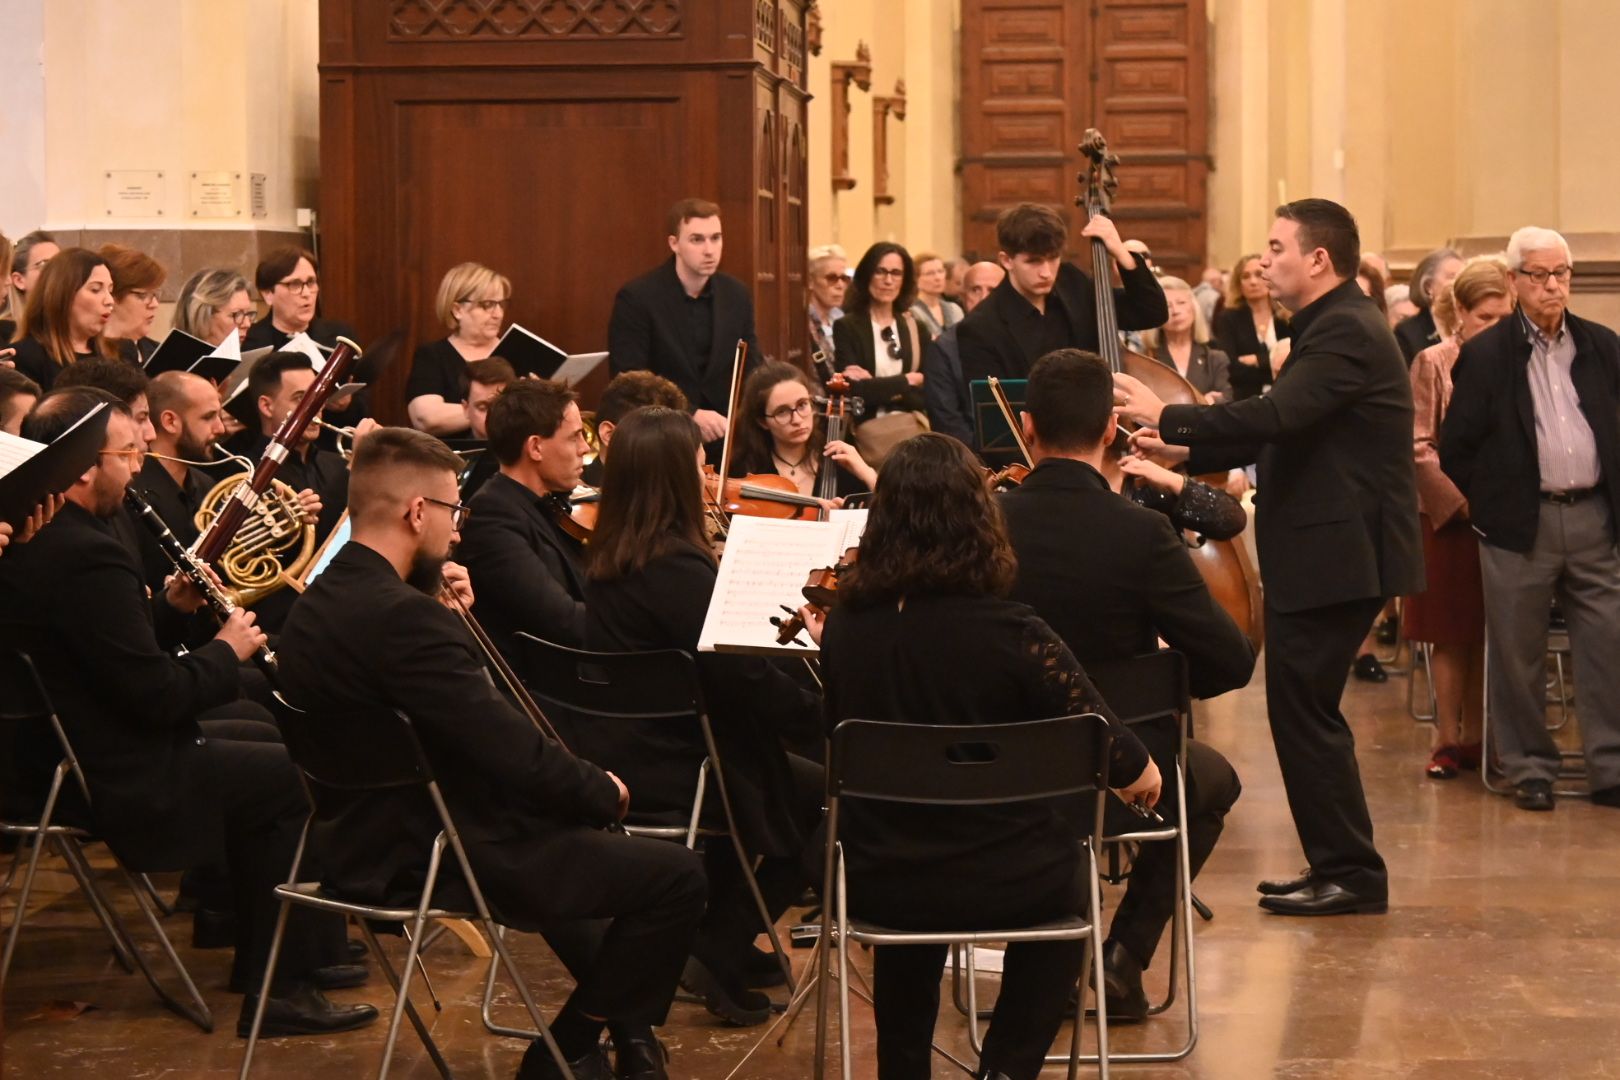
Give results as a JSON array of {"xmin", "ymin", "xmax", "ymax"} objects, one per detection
[{"xmin": 773, "ymin": 448, "xmax": 813, "ymax": 474}]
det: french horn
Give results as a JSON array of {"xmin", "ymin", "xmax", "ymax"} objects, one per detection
[{"xmin": 192, "ymin": 473, "xmax": 315, "ymax": 605}]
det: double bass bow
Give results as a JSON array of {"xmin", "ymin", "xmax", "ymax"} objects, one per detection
[{"xmin": 1077, "ymin": 129, "xmax": 1265, "ymax": 650}]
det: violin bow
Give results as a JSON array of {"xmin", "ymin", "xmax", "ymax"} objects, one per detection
[
  {"xmin": 711, "ymin": 339, "xmax": 749, "ymax": 523},
  {"xmin": 987, "ymin": 376, "xmax": 1034, "ymax": 466}
]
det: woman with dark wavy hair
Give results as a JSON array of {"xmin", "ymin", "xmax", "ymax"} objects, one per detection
[
  {"xmin": 807, "ymin": 432, "xmax": 1160, "ymax": 1080},
  {"xmin": 831, "ymin": 242, "xmax": 930, "ymax": 418}
]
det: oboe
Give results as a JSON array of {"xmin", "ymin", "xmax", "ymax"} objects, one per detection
[{"xmin": 125, "ymin": 488, "xmax": 279, "ymax": 677}]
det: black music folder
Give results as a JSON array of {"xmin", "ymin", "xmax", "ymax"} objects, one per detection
[
  {"xmin": 0, "ymin": 402, "xmax": 111, "ymax": 528},
  {"xmin": 142, "ymin": 329, "xmax": 216, "ymax": 377},
  {"xmin": 493, "ymin": 324, "xmax": 569, "ymax": 380}
]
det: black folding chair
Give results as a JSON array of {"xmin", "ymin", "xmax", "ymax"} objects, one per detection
[
  {"xmin": 238, "ymin": 696, "xmax": 572, "ymax": 1080},
  {"xmin": 815, "ymin": 714, "xmax": 1115, "ymax": 1080},
  {"xmin": 0, "ymin": 649, "xmax": 212, "ymax": 1032}
]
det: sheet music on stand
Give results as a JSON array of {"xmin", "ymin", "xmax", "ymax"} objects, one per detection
[{"xmin": 698, "ymin": 510, "xmax": 867, "ymax": 656}]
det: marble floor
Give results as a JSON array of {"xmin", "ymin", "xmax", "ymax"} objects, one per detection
[{"xmin": 5, "ymin": 648, "xmax": 1620, "ymax": 1079}]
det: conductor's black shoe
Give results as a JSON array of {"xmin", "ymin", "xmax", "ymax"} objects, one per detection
[
  {"xmin": 1258, "ymin": 881, "xmax": 1387, "ymax": 916},
  {"xmin": 610, "ymin": 1027, "xmax": 670, "ymax": 1080},
  {"xmin": 1591, "ymin": 785, "xmax": 1620, "ymax": 808},
  {"xmin": 1514, "ymin": 779, "xmax": 1555, "ymax": 811},
  {"xmin": 741, "ymin": 945, "xmax": 789, "ymax": 989},
  {"xmin": 235, "ymin": 984, "xmax": 379, "ymax": 1038},
  {"xmin": 680, "ymin": 955, "xmax": 773, "ymax": 1026},
  {"xmin": 1256, "ymin": 868, "xmax": 1313, "ymax": 896},
  {"xmin": 1374, "ymin": 616, "xmax": 1399, "ymax": 645},
  {"xmin": 1099, "ymin": 941, "xmax": 1149, "ymax": 1023},
  {"xmin": 1353, "ymin": 654, "xmax": 1389, "ymax": 683},
  {"xmin": 517, "ymin": 1040, "xmax": 612, "ymax": 1080},
  {"xmin": 192, "ymin": 907, "xmax": 236, "ymax": 950}
]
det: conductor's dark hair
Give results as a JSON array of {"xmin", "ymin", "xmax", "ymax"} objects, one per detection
[
  {"xmin": 1275, "ymin": 198, "xmax": 1360, "ymax": 278},
  {"xmin": 52, "ymin": 356, "xmax": 151, "ymax": 406},
  {"xmin": 1025, "ymin": 349, "xmax": 1114, "ymax": 452},
  {"xmin": 587, "ymin": 407, "xmax": 711, "ymax": 581},
  {"xmin": 840, "ymin": 432, "xmax": 1017, "ymax": 607},
  {"xmin": 486, "ymin": 378, "xmax": 578, "ymax": 467},
  {"xmin": 22, "ymin": 387, "xmax": 128, "ymax": 445},
  {"xmin": 996, "ymin": 203, "xmax": 1068, "ymax": 259}
]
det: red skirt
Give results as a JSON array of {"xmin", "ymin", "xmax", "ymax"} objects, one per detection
[{"xmin": 1403, "ymin": 515, "xmax": 1484, "ymax": 646}]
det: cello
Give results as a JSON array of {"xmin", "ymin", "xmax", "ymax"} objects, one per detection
[{"xmin": 1076, "ymin": 129, "xmax": 1265, "ymax": 650}]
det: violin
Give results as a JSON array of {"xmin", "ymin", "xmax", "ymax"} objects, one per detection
[
  {"xmin": 770, "ymin": 545, "xmax": 859, "ymax": 646},
  {"xmin": 550, "ymin": 487, "xmax": 601, "ymax": 543},
  {"xmin": 703, "ymin": 466, "xmax": 820, "ymax": 520}
]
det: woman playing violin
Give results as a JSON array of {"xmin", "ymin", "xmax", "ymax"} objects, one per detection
[{"xmin": 730, "ymin": 361, "xmax": 876, "ymax": 501}]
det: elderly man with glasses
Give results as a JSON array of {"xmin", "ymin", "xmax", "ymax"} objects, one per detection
[{"xmin": 1441, "ymin": 226, "xmax": 1620, "ymax": 812}]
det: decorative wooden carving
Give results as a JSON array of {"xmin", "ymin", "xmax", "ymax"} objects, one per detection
[
  {"xmin": 872, "ymin": 78, "xmax": 907, "ymax": 206},
  {"xmin": 806, "ymin": 0, "xmax": 822, "ymax": 56},
  {"xmin": 388, "ymin": 0, "xmax": 683, "ymax": 40},
  {"xmin": 829, "ymin": 42, "xmax": 872, "ymax": 192}
]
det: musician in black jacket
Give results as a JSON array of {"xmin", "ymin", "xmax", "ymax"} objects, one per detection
[
  {"xmin": 956, "ymin": 202, "xmax": 1167, "ymax": 386},
  {"xmin": 129, "ymin": 370, "xmax": 226, "ymax": 591},
  {"xmin": 807, "ymin": 433, "xmax": 1160, "ymax": 1080},
  {"xmin": 607, "ymin": 198, "xmax": 760, "ymax": 450},
  {"xmin": 1115, "ymin": 199, "xmax": 1423, "ymax": 917},
  {"xmin": 0, "ymin": 389, "xmax": 375, "ymax": 1038},
  {"xmin": 277, "ymin": 427, "xmax": 706, "ymax": 1080},
  {"xmin": 457, "ymin": 380, "xmax": 591, "ymax": 660},
  {"xmin": 1000, "ymin": 350, "xmax": 1252, "ymax": 1020}
]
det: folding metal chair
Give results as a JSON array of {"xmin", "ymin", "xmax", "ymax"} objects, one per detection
[
  {"xmin": 1480, "ymin": 618, "xmax": 1589, "ymax": 798},
  {"xmin": 815, "ymin": 714, "xmax": 1115, "ymax": 1080},
  {"xmin": 0, "ymin": 649, "xmax": 212, "ymax": 1032},
  {"xmin": 1408, "ymin": 641, "xmax": 1437, "ymax": 723},
  {"xmin": 239, "ymin": 696, "xmax": 572, "ymax": 1080}
]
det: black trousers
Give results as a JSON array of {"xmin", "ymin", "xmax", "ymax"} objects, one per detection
[
  {"xmin": 468, "ymin": 828, "xmax": 707, "ymax": 1025},
  {"xmin": 1263, "ymin": 597, "xmax": 1388, "ymax": 897},
  {"xmin": 1108, "ymin": 739, "xmax": 1240, "ymax": 966},
  {"xmin": 852, "ymin": 861, "xmax": 1086, "ymax": 1080}
]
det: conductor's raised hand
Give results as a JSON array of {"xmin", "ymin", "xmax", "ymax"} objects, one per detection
[
  {"xmin": 216, "ymin": 608, "xmax": 268, "ymax": 662},
  {"xmin": 1112, "ymin": 372, "xmax": 1166, "ymax": 428}
]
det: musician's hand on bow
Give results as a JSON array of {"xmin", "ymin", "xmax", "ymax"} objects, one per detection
[
  {"xmin": 1117, "ymin": 454, "xmax": 1185, "ymax": 496},
  {"xmin": 439, "ymin": 560, "xmax": 475, "ymax": 611},
  {"xmin": 216, "ymin": 608, "xmax": 268, "ymax": 663},
  {"xmin": 797, "ymin": 603, "xmax": 826, "ymax": 647},
  {"xmin": 824, "ymin": 439, "xmax": 877, "ymax": 489},
  {"xmin": 1113, "ymin": 756, "xmax": 1162, "ymax": 811},
  {"xmin": 1079, "ymin": 214, "xmax": 1134, "ymax": 269},
  {"xmin": 606, "ymin": 771, "xmax": 631, "ymax": 820},
  {"xmin": 16, "ymin": 494, "xmax": 66, "ymax": 544},
  {"xmin": 1127, "ymin": 428, "xmax": 1190, "ymax": 464},
  {"xmin": 840, "ymin": 365, "xmax": 872, "ymax": 381},
  {"xmin": 296, "ymin": 488, "xmax": 323, "ymax": 522},
  {"xmin": 691, "ymin": 409, "xmax": 730, "ymax": 443},
  {"xmin": 1112, "ymin": 372, "xmax": 1166, "ymax": 427}
]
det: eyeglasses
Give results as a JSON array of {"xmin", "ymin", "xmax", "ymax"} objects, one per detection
[
  {"xmin": 765, "ymin": 398, "xmax": 814, "ymax": 424},
  {"xmin": 128, "ymin": 288, "xmax": 160, "ymax": 305},
  {"xmin": 880, "ymin": 325, "xmax": 903, "ymax": 359},
  {"xmin": 422, "ymin": 495, "xmax": 472, "ymax": 530},
  {"xmin": 275, "ymin": 278, "xmax": 319, "ymax": 295},
  {"xmin": 871, "ymin": 267, "xmax": 905, "ymax": 280},
  {"xmin": 818, "ymin": 273, "xmax": 846, "ymax": 285},
  {"xmin": 458, "ymin": 298, "xmax": 508, "ymax": 313},
  {"xmin": 224, "ymin": 309, "xmax": 256, "ymax": 326},
  {"xmin": 1518, "ymin": 266, "xmax": 1572, "ymax": 287}
]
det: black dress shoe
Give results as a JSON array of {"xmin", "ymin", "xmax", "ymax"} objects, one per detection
[
  {"xmin": 1258, "ymin": 881, "xmax": 1387, "ymax": 917},
  {"xmin": 230, "ymin": 962, "xmax": 369, "ymax": 995},
  {"xmin": 192, "ymin": 907, "xmax": 237, "ymax": 950},
  {"xmin": 1514, "ymin": 779, "xmax": 1555, "ymax": 811},
  {"xmin": 679, "ymin": 955, "xmax": 772, "ymax": 1026},
  {"xmin": 346, "ymin": 938, "xmax": 368, "ymax": 962},
  {"xmin": 1374, "ymin": 616, "xmax": 1399, "ymax": 645},
  {"xmin": 1353, "ymin": 654, "xmax": 1389, "ymax": 683},
  {"xmin": 517, "ymin": 1040, "xmax": 613, "ymax": 1080},
  {"xmin": 610, "ymin": 1027, "xmax": 669, "ymax": 1080},
  {"xmin": 236, "ymin": 983, "xmax": 379, "ymax": 1038},
  {"xmin": 1256, "ymin": 868, "xmax": 1313, "ymax": 896},
  {"xmin": 741, "ymin": 945, "xmax": 789, "ymax": 989},
  {"xmin": 1591, "ymin": 785, "xmax": 1620, "ymax": 808},
  {"xmin": 1099, "ymin": 941, "xmax": 1149, "ymax": 1023}
]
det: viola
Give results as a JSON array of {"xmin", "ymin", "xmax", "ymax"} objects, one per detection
[
  {"xmin": 771, "ymin": 545, "xmax": 859, "ymax": 646},
  {"xmin": 551, "ymin": 487, "xmax": 601, "ymax": 543},
  {"xmin": 702, "ymin": 466, "xmax": 821, "ymax": 521}
]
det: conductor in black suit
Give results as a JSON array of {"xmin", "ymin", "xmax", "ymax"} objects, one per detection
[
  {"xmin": 1000, "ymin": 349, "xmax": 1252, "ymax": 1019},
  {"xmin": 608, "ymin": 198, "xmax": 761, "ymax": 452},
  {"xmin": 1113, "ymin": 198, "xmax": 1423, "ymax": 916},
  {"xmin": 956, "ymin": 202, "xmax": 1167, "ymax": 386},
  {"xmin": 276, "ymin": 427, "xmax": 706, "ymax": 1080}
]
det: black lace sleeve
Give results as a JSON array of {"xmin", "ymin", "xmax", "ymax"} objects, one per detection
[
  {"xmin": 1129, "ymin": 477, "xmax": 1248, "ymax": 541},
  {"xmin": 1021, "ymin": 616, "xmax": 1151, "ymax": 787}
]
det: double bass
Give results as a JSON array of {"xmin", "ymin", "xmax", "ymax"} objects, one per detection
[{"xmin": 1076, "ymin": 129, "xmax": 1265, "ymax": 650}]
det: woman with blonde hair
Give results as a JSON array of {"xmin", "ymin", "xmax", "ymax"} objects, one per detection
[
  {"xmin": 909, "ymin": 251, "xmax": 963, "ymax": 337},
  {"xmin": 1141, "ymin": 275, "xmax": 1232, "ymax": 402},
  {"xmin": 406, "ymin": 261, "xmax": 513, "ymax": 436},
  {"xmin": 172, "ymin": 268, "xmax": 256, "ymax": 348},
  {"xmin": 1407, "ymin": 255, "xmax": 1514, "ymax": 778},
  {"xmin": 1211, "ymin": 253, "xmax": 1292, "ymax": 400}
]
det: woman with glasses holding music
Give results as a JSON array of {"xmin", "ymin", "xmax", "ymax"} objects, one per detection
[
  {"xmin": 406, "ymin": 261, "xmax": 512, "ymax": 437},
  {"xmin": 832, "ymin": 243, "xmax": 930, "ymax": 420},
  {"xmin": 172, "ymin": 268, "xmax": 257, "ymax": 348},
  {"xmin": 96, "ymin": 244, "xmax": 167, "ymax": 364},
  {"xmin": 730, "ymin": 361, "xmax": 876, "ymax": 500}
]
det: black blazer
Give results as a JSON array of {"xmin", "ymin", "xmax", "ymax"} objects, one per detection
[
  {"xmin": 956, "ymin": 259, "xmax": 1168, "ymax": 384},
  {"xmin": 1000, "ymin": 459, "xmax": 1255, "ymax": 700},
  {"xmin": 818, "ymin": 593, "xmax": 1148, "ymax": 893},
  {"xmin": 584, "ymin": 541, "xmax": 820, "ymax": 857},
  {"xmin": 1440, "ymin": 311, "xmax": 1620, "ymax": 554},
  {"xmin": 1211, "ymin": 306, "xmax": 1292, "ymax": 400},
  {"xmin": 276, "ymin": 542, "xmax": 620, "ymax": 903},
  {"xmin": 0, "ymin": 503, "xmax": 241, "ymax": 870},
  {"xmin": 1394, "ymin": 307, "xmax": 1439, "ymax": 366},
  {"xmin": 608, "ymin": 258, "xmax": 761, "ymax": 413},
  {"xmin": 129, "ymin": 455, "xmax": 212, "ymax": 593},
  {"xmin": 830, "ymin": 309, "xmax": 929, "ymax": 414},
  {"xmin": 1160, "ymin": 279, "xmax": 1424, "ymax": 613},
  {"xmin": 457, "ymin": 472, "xmax": 588, "ymax": 652}
]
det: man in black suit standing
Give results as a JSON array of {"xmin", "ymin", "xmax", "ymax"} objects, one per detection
[
  {"xmin": 608, "ymin": 198, "xmax": 761, "ymax": 452},
  {"xmin": 1001, "ymin": 349, "xmax": 1252, "ymax": 1018},
  {"xmin": 277, "ymin": 427, "xmax": 706, "ymax": 1080},
  {"xmin": 456, "ymin": 379, "xmax": 591, "ymax": 658},
  {"xmin": 956, "ymin": 202, "xmax": 1167, "ymax": 386},
  {"xmin": 1440, "ymin": 226, "xmax": 1620, "ymax": 812},
  {"xmin": 1114, "ymin": 199, "xmax": 1423, "ymax": 916}
]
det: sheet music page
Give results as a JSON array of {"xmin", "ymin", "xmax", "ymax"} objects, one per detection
[
  {"xmin": 0, "ymin": 431, "xmax": 45, "ymax": 478},
  {"xmin": 699, "ymin": 515, "xmax": 849, "ymax": 655},
  {"xmin": 552, "ymin": 351, "xmax": 608, "ymax": 387},
  {"xmin": 827, "ymin": 507, "xmax": 868, "ymax": 551}
]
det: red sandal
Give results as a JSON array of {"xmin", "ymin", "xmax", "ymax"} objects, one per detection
[{"xmin": 1427, "ymin": 744, "xmax": 1463, "ymax": 780}]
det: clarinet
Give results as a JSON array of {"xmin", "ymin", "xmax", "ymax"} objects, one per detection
[{"xmin": 125, "ymin": 488, "xmax": 279, "ymax": 677}]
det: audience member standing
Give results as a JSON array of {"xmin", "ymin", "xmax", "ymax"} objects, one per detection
[
  {"xmin": 1212, "ymin": 254, "xmax": 1292, "ymax": 401},
  {"xmin": 1394, "ymin": 247, "xmax": 1462, "ymax": 365}
]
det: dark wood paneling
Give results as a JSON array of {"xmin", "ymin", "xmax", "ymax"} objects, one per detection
[
  {"xmin": 959, "ymin": 0, "xmax": 1208, "ymax": 280},
  {"xmin": 318, "ymin": 0, "xmax": 809, "ymax": 422}
]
